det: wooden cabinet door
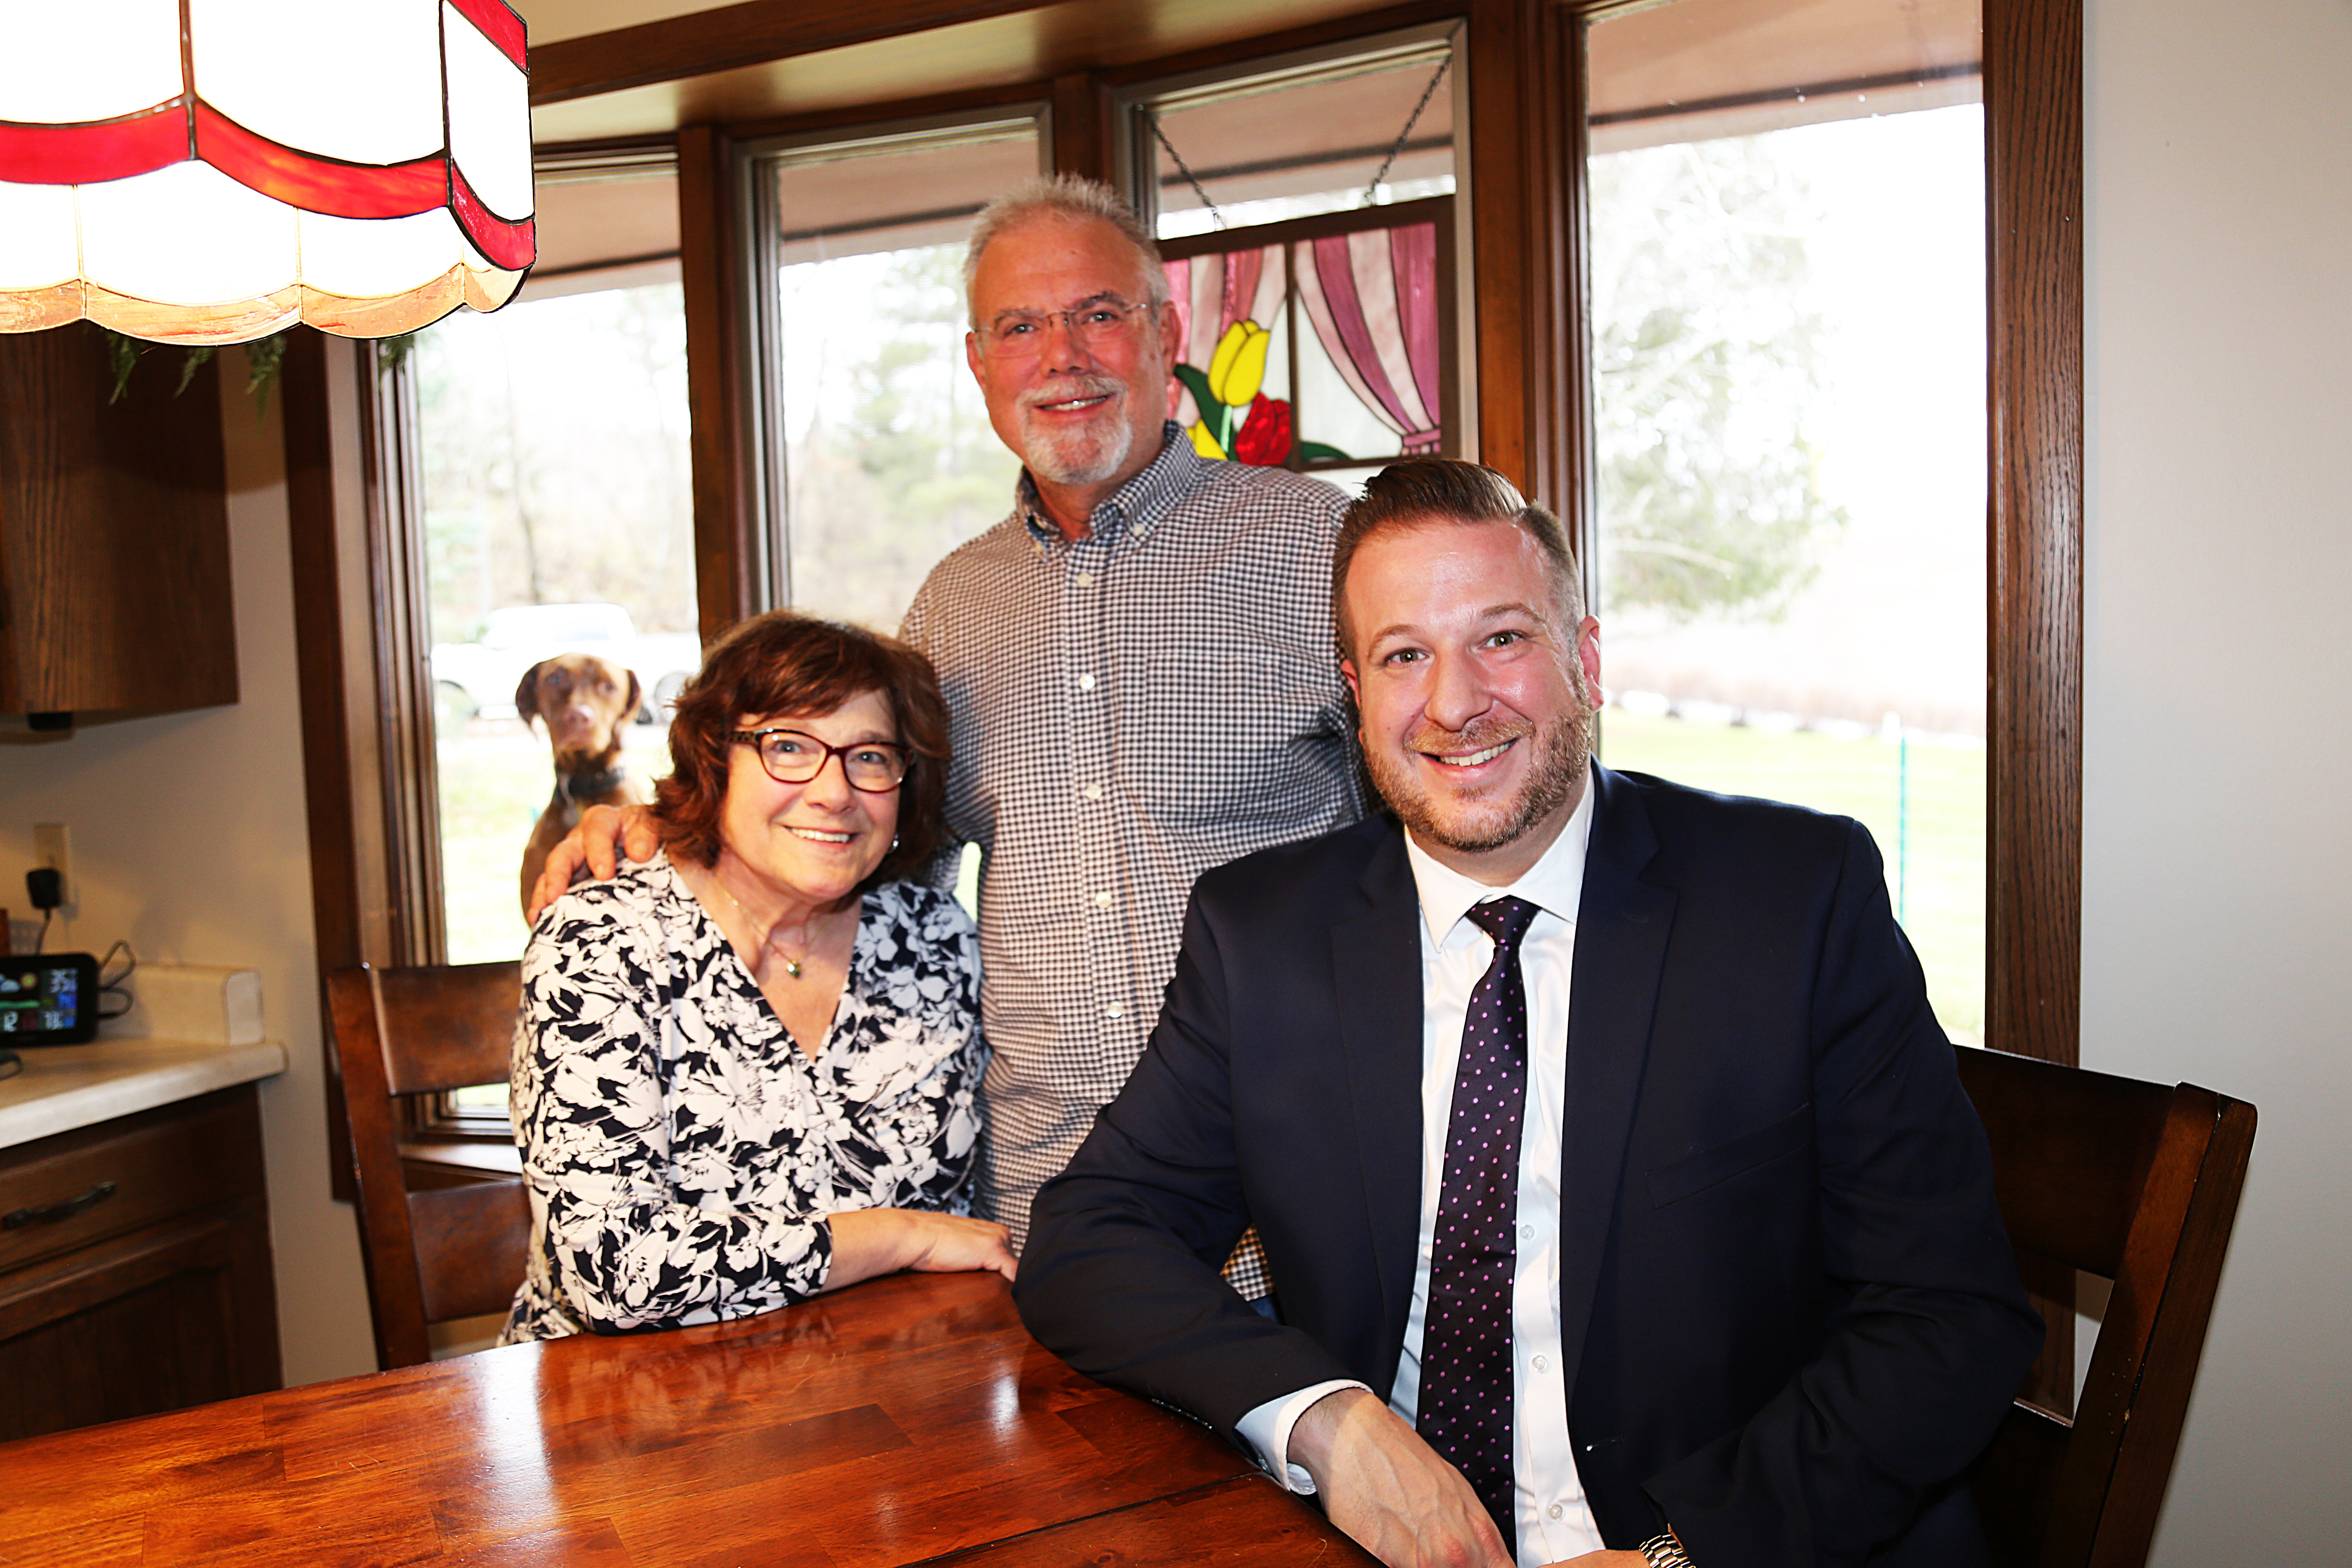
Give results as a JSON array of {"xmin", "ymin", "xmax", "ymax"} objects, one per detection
[
  {"xmin": 0, "ymin": 1197, "xmax": 280, "ymax": 1442},
  {"xmin": 0, "ymin": 322, "xmax": 238, "ymax": 719},
  {"xmin": 0, "ymin": 1085, "xmax": 281, "ymax": 1442}
]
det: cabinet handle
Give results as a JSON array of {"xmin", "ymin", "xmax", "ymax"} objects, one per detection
[{"xmin": 3, "ymin": 1179, "xmax": 118, "ymax": 1230}]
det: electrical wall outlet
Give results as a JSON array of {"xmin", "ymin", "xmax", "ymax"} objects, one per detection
[{"xmin": 33, "ymin": 822, "xmax": 72, "ymax": 908}]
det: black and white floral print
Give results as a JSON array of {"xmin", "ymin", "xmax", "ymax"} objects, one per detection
[{"xmin": 501, "ymin": 854, "xmax": 985, "ymax": 1344}]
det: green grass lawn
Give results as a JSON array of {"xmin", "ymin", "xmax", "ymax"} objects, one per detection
[{"xmin": 1599, "ymin": 710, "xmax": 1986, "ymax": 1043}]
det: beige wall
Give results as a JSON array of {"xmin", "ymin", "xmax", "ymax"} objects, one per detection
[
  {"xmin": 2082, "ymin": 0, "xmax": 2352, "ymax": 1557},
  {"xmin": 0, "ymin": 355, "xmax": 377, "ymax": 1387}
]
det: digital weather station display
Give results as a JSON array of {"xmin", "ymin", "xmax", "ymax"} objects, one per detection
[{"xmin": 0, "ymin": 954, "xmax": 99, "ymax": 1043}]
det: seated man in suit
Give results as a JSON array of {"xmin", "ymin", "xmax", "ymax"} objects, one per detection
[{"xmin": 1016, "ymin": 459, "xmax": 2042, "ymax": 1568}]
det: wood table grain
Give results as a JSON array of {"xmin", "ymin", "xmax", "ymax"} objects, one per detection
[{"xmin": 0, "ymin": 1270, "xmax": 1373, "ymax": 1568}]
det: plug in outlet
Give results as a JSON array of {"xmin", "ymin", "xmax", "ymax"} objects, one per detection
[{"xmin": 33, "ymin": 822, "xmax": 73, "ymax": 908}]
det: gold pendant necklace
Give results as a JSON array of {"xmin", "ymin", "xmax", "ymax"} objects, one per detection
[{"xmin": 712, "ymin": 876, "xmax": 809, "ymax": 979}]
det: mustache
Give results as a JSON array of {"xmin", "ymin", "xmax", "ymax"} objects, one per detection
[
  {"xmin": 1407, "ymin": 715, "xmax": 1533, "ymax": 758},
  {"xmin": 1021, "ymin": 374, "xmax": 1123, "ymax": 411}
]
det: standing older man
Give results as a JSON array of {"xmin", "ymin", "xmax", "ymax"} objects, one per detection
[
  {"xmin": 898, "ymin": 176, "xmax": 1366, "ymax": 1263},
  {"xmin": 537, "ymin": 177, "xmax": 1365, "ymax": 1274},
  {"xmin": 1017, "ymin": 460, "xmax": 2040, "ymax": 1567}
]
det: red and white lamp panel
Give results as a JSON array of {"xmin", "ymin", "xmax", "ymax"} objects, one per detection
[{"xmin": 0, "ymin": 0, "xmax": 536, "ymax": 344}]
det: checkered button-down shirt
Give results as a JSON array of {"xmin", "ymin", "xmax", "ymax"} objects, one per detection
[{"xmin": 900, "ymin": 426, "xmax": 1369, "ymax": 1270}]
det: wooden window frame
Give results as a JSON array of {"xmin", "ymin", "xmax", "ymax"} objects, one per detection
[
  {"xmin": 1104, "ymin": 20, "xmax": 1463, "ymax": 228},
  {"xmin": 1470, "ymin": 0, "xmax": 2081, "ymax": 1068},
  {"xmin": 663, "ymin": 0, "xmax": 2079, "ymax": 1070},
  {"xmin": 287, "ymin": 331, "xmax": 450, "ymax": 1197},
  {"xmin": 728, "ymin": 105, "xmax": 1053, "ymax": 612},
  {"xmin": 1978, "ymin": 0, "xmax": 2082, "ymax": 1071},
  {"xmin": 671, "ymin": 86, "xmax": 1069, "ymax": 644},
  {"xmin": 299, "ymin": 0, "xmax": 2078, "ymax": 1198},
  {"xmin": 1531, "ymin": 0, "xmax": 2083, "ymax": 1408}
]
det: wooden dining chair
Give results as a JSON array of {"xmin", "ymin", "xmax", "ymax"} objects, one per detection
[
  {"xmin": 1955, "ymin": 1046, "xmax": 2256, "ymax": 1568},
  {"xmin": 326, "ymin": 961, "xmax": 531, "ymax": 1371}
]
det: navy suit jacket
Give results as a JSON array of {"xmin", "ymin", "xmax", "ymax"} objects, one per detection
[{"xmin": 1017, "ymin": 766, "xmax": 2042, "ymax": 1568}]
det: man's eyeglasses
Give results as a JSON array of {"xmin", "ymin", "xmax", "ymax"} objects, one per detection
[
  {"xmin": 974, "ymin": 300, "xmax": 1156, "ymax": 360},
  {"xmin": 732, "ymin": 729, "xmax": 910, "ymax": 792}
]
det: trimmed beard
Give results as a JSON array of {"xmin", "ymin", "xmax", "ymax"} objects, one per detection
[
  {"xmin": 1366, "ymin": 674, "xmax": 1596, "ymax": 858},
  {"xmin": 1020, "ymin": 377, "xmax": 1136, "ymax": 487}
]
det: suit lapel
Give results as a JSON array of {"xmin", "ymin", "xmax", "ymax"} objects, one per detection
[
  {"xmin": 1556, "ymin": 766, "xmax": 1675, "ymax": 1390},
  {"xmin": 1329, "ymin": 820, "xmax": 1424, "ymax": 1380}
]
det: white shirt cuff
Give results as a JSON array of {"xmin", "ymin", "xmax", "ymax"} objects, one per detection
[{"xmin": 1235, "ymin": 1380, "xmax": 1372, "ymax": 1493}]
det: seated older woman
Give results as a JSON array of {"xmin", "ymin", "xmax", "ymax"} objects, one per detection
[{"xmin": 502, "ymin": 611, "xmax": 1011, "ymax": 1343}]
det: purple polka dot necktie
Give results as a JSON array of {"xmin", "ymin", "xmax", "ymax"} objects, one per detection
[{"xmin": 1417, "ymin": 894, "xmax": 1540, "ymax": 1551}]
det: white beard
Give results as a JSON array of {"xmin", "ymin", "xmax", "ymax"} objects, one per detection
[{"xmin": 1022, "ymin": 404, "xmax": 1135, "ymax": 486}]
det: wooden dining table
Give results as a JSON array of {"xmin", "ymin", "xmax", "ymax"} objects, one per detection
[{"xmin": 0, "ymin": 1270, "xmax": 1375, "ymax": 1567}]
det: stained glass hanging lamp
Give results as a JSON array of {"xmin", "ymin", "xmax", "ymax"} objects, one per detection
[{"xmin": 0, "ymin": 0, "xmax": 535, "ymax": 345}]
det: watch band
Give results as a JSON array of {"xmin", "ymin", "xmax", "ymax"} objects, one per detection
[{"xmin": 1638, "ymin": 1532, "xmax": 1694, "ymax": 1568}]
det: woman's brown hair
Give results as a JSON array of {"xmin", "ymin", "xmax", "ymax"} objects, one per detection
[{"xmin": 653, "ymin": 611, "xmax": 951, "ymax": 886}]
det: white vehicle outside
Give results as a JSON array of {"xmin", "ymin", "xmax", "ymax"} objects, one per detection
[{"xmin": 432, "ymin": 603, "xmax": 702, "ymax": 726}]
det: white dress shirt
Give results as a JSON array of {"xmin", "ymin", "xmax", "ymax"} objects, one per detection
[{"xmin": 1237, "ymin": 782, "xmax": 1605, "ymax": 1565}]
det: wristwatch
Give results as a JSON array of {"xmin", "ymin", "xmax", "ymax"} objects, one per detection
[{"xmin": 1638, "ymin": 1532, "xmax": 1694, "ymax": 1568}]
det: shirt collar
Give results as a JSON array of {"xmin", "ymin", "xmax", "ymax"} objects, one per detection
[
  {"xmin": 1017, "ymin": 422, "xmax": 1199, "ymax": 549},
  {"xmin": 1403, "ymin": 775, "xmax": 1597, "ymax": 950}
]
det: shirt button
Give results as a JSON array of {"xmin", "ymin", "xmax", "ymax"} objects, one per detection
[
  {"xmin": 1520, "ymin": 1222, "xmax": 1535, "ymax": 1240},
  {"xmin": 1547, "ymin": 1504, "xmax": 1564, "ymax": 1521},
  {"xmin": 1075, "ymin": 571, "xmax": 1095, "ymax": 587},
  {"xmin": 1077, "ymin": 673, "xmax": 1097, "ymax": 692},
  {"xmin": 1104, "ymin": 1001, "xmax": 1127, "ymax": 1019},
  {"xmin": 1083, "ymin": 784, "xmax": 1104, "ymax": 801},
  {"xmin": 1532, "ymin": 1354, "xmax": 1548, "ymax": 1373},
  {"xmin": 1093, "ymin": 890, "xmax": 1113, "ymax": 908}
]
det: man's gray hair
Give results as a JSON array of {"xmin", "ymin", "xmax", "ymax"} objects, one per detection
[{"xmin": 964, "ymin": 174, "xmax": 1172, "ymax": 326}]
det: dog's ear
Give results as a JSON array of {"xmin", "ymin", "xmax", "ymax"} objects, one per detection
[
  {"xmin": 514, "ymin": 661, "xmax": 546, "ymax": 727},
  {"xmin": 622, "ymin": 668, "xmax": 644, "ymax": 722}
]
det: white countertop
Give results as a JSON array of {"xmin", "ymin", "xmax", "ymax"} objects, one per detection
[{"xmin": 0, "ymin": 1037, "xmax": 288, "ymax": 1150}]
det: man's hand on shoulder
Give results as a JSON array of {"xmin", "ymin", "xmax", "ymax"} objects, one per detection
[
  {"xmin": 526, "ymin": 803, "xmax": 661, "ymax": 921},
  {"xmin": 1290, "ymin": 1387, "xmax": 1513, "ymax": 1568}
]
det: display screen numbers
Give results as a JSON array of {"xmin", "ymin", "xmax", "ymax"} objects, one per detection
[{"xmin": 0, "ymin": 958, "xmax": 96, "ymax": 1042}]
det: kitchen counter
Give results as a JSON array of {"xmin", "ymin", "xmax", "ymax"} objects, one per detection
[
  {"xmin": 1, "ymin": 1037, "xmax": 285, "ymax": 1439},
  {"xmin": 0, "ymin": 1036, "xmax": 287, "ymax": 1149}
]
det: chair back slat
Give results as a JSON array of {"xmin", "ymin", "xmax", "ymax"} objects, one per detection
[
  {"xmin": 327, "ymin": 961, "xmax": 528, "ymax": 1370},
  {"xmin": 412, "ymin": 1181, "xmax": 533, "ymax": 1324},
  {"xmin": 373, "ymin": 963, "xmax": 525, "ymax": 1097},
  {"xmin": 1959, "ymin": 1049, "xmax": 2170, "ymax": 1277},
  {"xmin": 1972, "ymin": 1403, "xmax": 2070, "ymax": 1559},
  {"xmin": 1954, "ymin": 1047, "xmax": 2255, "ymax": 1568}
]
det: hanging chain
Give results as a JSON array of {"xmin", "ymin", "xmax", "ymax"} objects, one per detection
[
  {"xmin": 1363, "ymin": 32, "xmax": 1461, "ymax": 206},
  {"xmin": 1152, "ymin": 117, "xmax": 1227, "ymax": 231},
  {"xmin": 1154, "ymin": 29, "xmax": 1463, "ymax": 227}
]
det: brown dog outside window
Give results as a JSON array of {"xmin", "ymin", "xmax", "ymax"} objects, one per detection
[{"xmin": 516, "ymin": 654, "xmax": 652, "ymax": 918}]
